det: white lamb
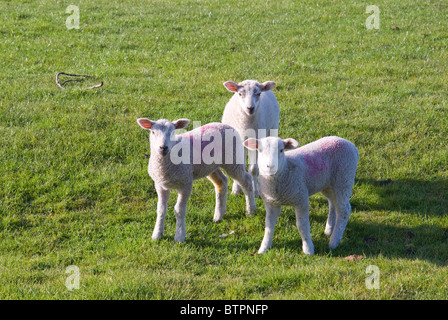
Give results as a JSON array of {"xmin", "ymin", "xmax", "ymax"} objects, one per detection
[
  {"xmin": 244, "ymin": 136, "xmax": 359, "ymax": 255},
  {"xmin": 137, "ymin": 118, "xmax": 256, "ymax": 243},
  {"xmin": 222, "ymin": 80, "xmax": 280, "ymax": 198}
]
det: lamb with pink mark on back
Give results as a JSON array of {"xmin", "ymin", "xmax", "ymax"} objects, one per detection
[
  {"xmin": 137, "ymin": 118, "xmax": 256, "ymax": 243},
  {"xmin": 244, "ymin": 136, "xmax": 359, "ymax": 255}
]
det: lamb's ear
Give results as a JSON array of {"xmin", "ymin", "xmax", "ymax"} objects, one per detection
[
  {"xmin": 243, "ymin": 138, "xmax": 259, "ymax": 151},
  {"xmin": 283, "ymin": 138, "xmax": 299, "ymax": 150},
  {"xmin": 173, "ymin": 118, "xmax": 190, "ymax": 130},
  {"xmin": 137, "ymin": 118, "xmax": 154, "ymax": 130},
  {"xmin": 223, "ymin": 81, "xmax": 240, "ymax": 93},
  {"xmin": 260, "ymin": 81, "xmax": 276, "ymax": 92}
]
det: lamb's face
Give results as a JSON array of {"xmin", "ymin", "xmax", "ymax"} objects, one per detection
[
  {"xmin": 244, "ymin": 137, "xmax": 299, "ymax": 176},
  {"xmin": 257, "ymin": 137, "xmax": 285, "ymax": 176},
  {"xmin": 237, "ymin": 81, "xmax": 262, "ymax": 116},
  {"xmin": 137, "ymin": 118, "xmax": 190, "ymax": 157},
  {"xmin": 223, "ymin": 80, "xmax": 276, "ymax": 116},
  {"xmin": 148, "ymin": 120, "xmax": 176, "ymax": 156}
]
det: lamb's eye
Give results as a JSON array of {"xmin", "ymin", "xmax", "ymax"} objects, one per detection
[
  {"xmin": 280, "ymin": 149, "xmax": 284, "ymax": 153},
  {"xmin": 238, "ymin": 92, "xmax": 243, "ymax": 96},
  {"xmin": 256, "ymin": 92, "xmax": 261, "ymax": 96},
  {"xmin": 151, "ymin": 131, "xmax": 155, "ymax": 135}
]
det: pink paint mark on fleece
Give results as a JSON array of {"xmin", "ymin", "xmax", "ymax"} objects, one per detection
[
  {"xmin": 178, "ymin": 133, "xmax": 194, "ymax": 145},
  {"xmin": 179, "ymin": 133, "xmax": 193, "ymax": 139},
  {"xmin": 320, "ymin": 139, "xmax": 342, "ymax": 155},
  {"xmin": 302, "ymin": 138, "xmax": 342, "ymax": 175},
  {"xmin": 200, "ymin": 123, "xmax": 220, "ymax": 133},
  {"xmin": 304, "ymin": 154, "xmax": 326, "ymax": 176},
  {"xmin": 178, "ymin": 124, "xmax": 220, "ymax": 141},
  {"xmin": 199, "ymin": 124, "xmax": 220, "ymax": 153},
  {"xmin": 178, "ymin": 127, "xmax": 216, "ymax": 157}
]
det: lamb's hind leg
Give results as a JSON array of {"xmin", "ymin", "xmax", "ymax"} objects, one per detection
[
  {"xmin": 224, "ymin": 164, "xmax": 256, "ymax": 215},
  {"xmin": 329, "ymin": 196, "xmax": 352, "ymax": 250},
  {"xmin": 321, "ymin": 188, "xmax": 336, "ymax": 237},
  {"xmin": 231, "ymin": 180, "xmax": 242, "ymax": 195},
  {"xmin": 329, "ymin": 165, "xmax": 356, "ymax": 249},
  {"xmin": 207, "ymin": 169, "xmax": 228, "ymax": 222}
]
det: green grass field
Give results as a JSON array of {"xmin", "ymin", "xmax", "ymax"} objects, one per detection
[{"xmin": 0, "ymin": 0, "xmax": 447, "ymax": 299}]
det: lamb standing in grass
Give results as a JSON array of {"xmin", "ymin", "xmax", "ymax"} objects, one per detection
[
  {"xmin": 244, "ymin": 136, "xmax": 359, "ymax": 255},
  {"xmin": 137, "ymin": 118, "xmax": 256, "ymax": 243},
  {"xmin": 222, "ymin": 80, "xmax": 280, "ymax": 198}
]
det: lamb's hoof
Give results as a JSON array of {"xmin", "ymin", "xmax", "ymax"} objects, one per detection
[
  {"xmin": 328, "ymin": 243, "xmax": 340, "ymax": 250},
  {"xmin": 246, "ymin": 207, "xmax": 256, "ymax": 216},
  {"xmin": 152, "ymin": 234, "xmax": 162, "ymax": 241},
  {"xmin": 329, "ymin": 235, "xmax": 342, "ymax": 250},
  {"xmin": 302, "ymin": 245, "xmax": 315, "ymax": 256},
  {"xmin": 174, "ymin": 234, "xmax": 186, "ymax": 243}
]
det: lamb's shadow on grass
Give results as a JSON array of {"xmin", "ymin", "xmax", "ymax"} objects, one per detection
[
  {"xmin": 309, "ymin": 178, "xmax": 447, "ymax": 265},
  {"xmin": 352, "ymin": 178, "xmax": 447, "ymax": 217},
  {"xmin": 190, "ymin": 178, "xmax": 448, "ymax": 266},
  {"xmin": 186, "ymin": 179, "xmax": 448, "ymax": 266}
]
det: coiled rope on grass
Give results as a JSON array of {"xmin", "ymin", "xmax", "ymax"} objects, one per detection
[{"xmin": 56, "ymin": 72, "xmax": 103, "ymax": 89}]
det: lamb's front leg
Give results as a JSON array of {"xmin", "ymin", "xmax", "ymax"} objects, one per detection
[
  {"xmin": 152, "ymin": 184, "xmax": 170, "ymax": 240},
  {"xmin": 174, "ymin": 183, "xmax": 192, "ymax": 243},
  {"xmin": 258, "ymin": 203, "xmax": 281, "ymax": 254}
]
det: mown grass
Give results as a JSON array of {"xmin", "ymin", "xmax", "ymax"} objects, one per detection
[{"xmin": 0, "ymin": 0, "xmax": 447, "ymax": 299}]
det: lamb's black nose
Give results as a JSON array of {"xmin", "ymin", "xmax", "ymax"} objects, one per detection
[
  {"xmin": 247, "ymin": 107, "xmax": 255, "ymax": 114},
  {"xmin": 160, "ymin": 145, "xmax": 168, "ymax": 155}
]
